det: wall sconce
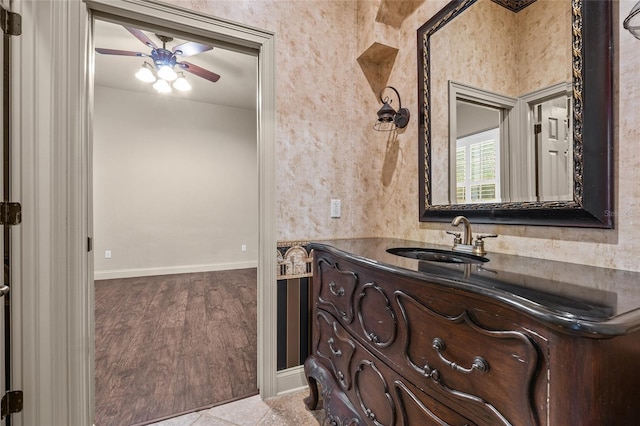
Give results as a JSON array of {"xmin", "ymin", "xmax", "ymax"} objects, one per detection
[
  {"xmin": 624, "ymin": 2, "xmax": 640, "ymax": 39},
  {"xmin": 374, "ymin": 86, "xmax": 410, "ymax": 132}
]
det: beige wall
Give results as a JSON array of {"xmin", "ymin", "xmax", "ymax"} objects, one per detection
[
  {"xmin": 516, "ymin": 0, "xmax": 572, "ymax": 95},
  {"xmin": 165, "ymin": 0, "xmax": 640, "ymax": 273},
  {"xmin": 93, "ymin": 86, "xmax": 258, "ymax": 278}
]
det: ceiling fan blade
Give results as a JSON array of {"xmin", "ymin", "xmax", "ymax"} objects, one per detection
[
  {"xmin": 95, "ymin": 48, "xmax": 144, "ymax": 57},
  {"xmin": 172, "ymin": 41, "xmax": 213, "ymax": 57},
  {"xmin": 124, "ymin": 26, "xmax": 158, "ymax": 49},
  {"xmin": 178, "ymin": 61, "xmax": 221, "ymax": 83}
]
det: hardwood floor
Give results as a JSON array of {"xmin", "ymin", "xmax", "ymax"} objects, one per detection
[{"xmin": 95, "ymin": 269, "xmax": 258, "ymax": 426}]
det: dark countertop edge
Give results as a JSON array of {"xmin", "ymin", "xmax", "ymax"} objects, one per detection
[{"xmin": 309, "ymin": 240, "xmax": 640, "ymax": 338}]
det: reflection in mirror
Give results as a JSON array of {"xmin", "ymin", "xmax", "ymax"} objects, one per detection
[
  {"xmin": 455, "ymin": 102, "xmax": 501, "ymax": 204},
  {"xmin": 533, "ymin": 93, "xmax": 572, "ymax": 201},
  {"xmin": 418, "ymin": 0, "xmax": 613, "ymax": 227},
  {"xmin": 431, "ymin": 0, "xmax": 572, "ymax": 206},
  {"xmin": 444, "ymin": 81, "xmax": 573, "ymax": 205}
]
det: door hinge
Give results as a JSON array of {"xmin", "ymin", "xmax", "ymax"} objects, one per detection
[
  {"xmin": 1, "ymin": 390, "xmax": 23, "ymax": 418},
  {"xmin": 0, "ymin": 202, "xmax": 21, "ymax": 226},
  {"xmin": 0, "ymin": 7, "xmax": 21, "ymax": 36},
  {"xmin": 533, "ymin": 123, "xmax": 542, "ymax": 134}
]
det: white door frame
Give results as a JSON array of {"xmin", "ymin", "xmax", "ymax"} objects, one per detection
[{"xmin": 11, "ymin": 1, "xmax": 277, "ymax": 424}]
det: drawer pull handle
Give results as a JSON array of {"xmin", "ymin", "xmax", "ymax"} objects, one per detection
[
  {"xmin": 329, "ymin": 281, "xmax": 345, "ymax": 296},
  {"xmin": 328, "ymin": 338, "xmax": 342, "ymax": 357},
  {"xmin": 432, "ymin": 337, "xmax": 489, "ymax": 374}
]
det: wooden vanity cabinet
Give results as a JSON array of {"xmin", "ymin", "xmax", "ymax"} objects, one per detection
[{"xmin": 304, "ymin": 249, "xmax": 640, "ymax": 426}]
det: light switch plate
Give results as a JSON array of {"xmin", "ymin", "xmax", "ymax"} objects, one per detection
[{"xmin": 330, "ymin": 199, "xmax": 341, "ymax": 218}]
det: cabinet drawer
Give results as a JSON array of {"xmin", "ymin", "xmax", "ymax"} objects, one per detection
[
  {"xmin": 317, "ymin": 257, "xmax": 359, "ymax": 324},
  {"xmin": 395, "ymin": 291, "xmax": 541, "ymax": 426},
  {"xmin": 311, "ymin": 308, "xmax": 479, "ymax": 426}
]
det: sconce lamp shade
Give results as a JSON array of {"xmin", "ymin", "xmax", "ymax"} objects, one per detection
[
  {"xmin": 624, "ymin": 2, "xmax": 640, "ymax": 39},
  {"xmin": 376, "ymin": 101, "xmax": 397, "ymax": 122},
  {"xmin": 374, "ymin": 86, "xmax": 410, "ymax": 131}
]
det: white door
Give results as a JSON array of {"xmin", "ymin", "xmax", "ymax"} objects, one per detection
[{"xmin": 536, "ymin": 96, "xmax": 572, "ymax": 201}]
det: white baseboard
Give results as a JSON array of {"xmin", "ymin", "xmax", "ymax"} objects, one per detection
[
  {"xmin": 275, "ymin": 365, "xmax": 308, "ymax": 396},
  {"xmin": 94, "ymin": 260, "xmax": 258, "ymax": 280}
]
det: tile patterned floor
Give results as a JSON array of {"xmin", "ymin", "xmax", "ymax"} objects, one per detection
[{"xmin": 147, "ymin": 389, "xmax": 324, "ymax": 426}]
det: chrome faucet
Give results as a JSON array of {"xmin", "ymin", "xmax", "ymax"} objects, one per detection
[
  {"xmin": 451, "ymin": 215, "xmax": 473, "ymax": 245},
  {"xmin": 449, "ymin": 215, "xmax": 497, "ymax": 256}
]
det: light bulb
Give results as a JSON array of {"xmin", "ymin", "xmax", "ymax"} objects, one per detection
[
  {"xmin": 152, "ymin": 79, "xmax": 172, "ymax": 93},
  {"xmin": 135, "ymin": 63, "xmax": 156, "ymax": 83},
  {"xmin": 157, "ymin": 65, "xmax": 177, "ymax": 81},
  {"xmin": 173, "ymin": 75, "xmax": 191, "ymax": 92}
]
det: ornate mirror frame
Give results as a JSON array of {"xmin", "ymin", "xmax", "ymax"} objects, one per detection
[{"xmin": 417, "ymin": 0, "xmax": 613, "ymax": 227}]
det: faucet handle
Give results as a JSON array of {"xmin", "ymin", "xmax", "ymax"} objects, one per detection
[
  {"xmin": 475, "ymin": 234, "xmax": 498, "ymax": 241},
  {"xmin": 446, "ymin": 230, "xmax": 462, "ymax": 244},
  {"xmin": 472, "ymin": 234, "xmax": 497, "ymax": 256}
]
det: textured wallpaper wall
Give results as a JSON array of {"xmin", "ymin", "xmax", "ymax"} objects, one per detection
[
  {"xmin": 171, "ymin": 0, "xmax": 382, "ymax": 241},
  {"xmin": 167, "ymin": 0, "xmax": 640, "ymax": 273},
  {"xmin": 376, "ymin": 0, "xmax": 640, "ymax": 272}
]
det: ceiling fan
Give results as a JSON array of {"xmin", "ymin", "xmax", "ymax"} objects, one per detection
[{"xmin": 96, "ymin": 26, "xmax": 220, "ymax": 93}]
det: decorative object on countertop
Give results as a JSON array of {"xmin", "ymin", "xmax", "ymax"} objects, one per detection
[
  {"xmin": 373, "ymin": 86, "xmax": 410, "ymax": 131},
  {"xmin": 450, "ymin": 215, "xmax": 497, "ymax": 256},
  {"xmin": 624, "ymin": 2, "xmax": 640, "ymax": 39}
]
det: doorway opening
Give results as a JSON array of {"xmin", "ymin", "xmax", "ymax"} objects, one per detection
[{"xmin": 92, "ymin": 17, "xmax": 259, "ymax": 425}]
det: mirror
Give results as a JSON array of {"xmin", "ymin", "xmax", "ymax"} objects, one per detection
[{"xmin": 418, "ymin": 0, "xmax": 613, "ymax": 227}]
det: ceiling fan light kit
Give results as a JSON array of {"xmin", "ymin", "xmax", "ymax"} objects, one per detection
[
  {"xmin": 97, "ymin": 26, "xmax": 220, "ymax": 95},
  {"xmin": 135, "ymin": 62, "xmax": 156, "ymax": 83},
  {"xmin": 157, "ymin": 64, "xmax": 178, "ymax": 82},
  {"xmin": 173, "ymin": 73, "xmax": 192, "ymax": 92},
  {"xmin": 152, "ymin": 79, "xmax": 172, "ymax": 93}
]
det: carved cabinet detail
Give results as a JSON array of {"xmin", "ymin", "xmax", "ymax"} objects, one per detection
[
  {"xmin": 307, "ymin": 252, "xmax": 544, "ymax": 425},
  {"xmin": 396, "ymin": 291, "xmax": 540, "ymax": 425},
  {"xmin": 305, "ymin": 243, "xmax": 640, "ymax": 425},
  {"xmin": 317, "ymin": 258, "xmax": 359, "ymax": 324},
  {"xmin": 357, "ymin": 282, "xmax": 397, "ymax": 348}
]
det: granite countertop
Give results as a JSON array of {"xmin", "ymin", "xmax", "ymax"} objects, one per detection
[{"xmin": 310, "ymin": 238, "xmax": 640, "ymax": 337}]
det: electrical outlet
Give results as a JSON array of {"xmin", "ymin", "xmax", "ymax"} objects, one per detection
[
  {"xmin": 330, "ymin": 199, "xmax": 341, "ymax": 218},
  {"xmin": 241, "ymin": 244, "xmax": 247, "ymax": 252},
  {"xmin": 105, "ymin": 250, "xmax": 112, "ymax": 259}
]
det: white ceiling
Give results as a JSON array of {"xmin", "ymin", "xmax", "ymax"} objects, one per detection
[{"xmin": 93, "ymin": 20, "xmax": 257, "ymax": 110}]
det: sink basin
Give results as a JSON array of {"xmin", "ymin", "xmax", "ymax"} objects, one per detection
[{"xmin": 387, "ymin": 247, "xmax": 488, "ymax": 264}]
